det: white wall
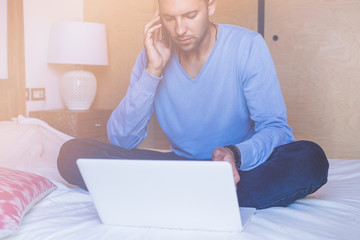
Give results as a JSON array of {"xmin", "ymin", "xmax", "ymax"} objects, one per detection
[{"xmin": 23, "ymin": 0, "xmax": 83, "ymax": 114}]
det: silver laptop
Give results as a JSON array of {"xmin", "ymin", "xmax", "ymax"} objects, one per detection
[{"xmin": 76, "ymin": 159, "xmax": 255, "ymax": 232}]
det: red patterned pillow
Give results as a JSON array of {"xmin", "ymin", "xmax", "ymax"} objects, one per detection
[{"xmin": 0, "ymin": 167, "xmax": 56, "ymax": 238}]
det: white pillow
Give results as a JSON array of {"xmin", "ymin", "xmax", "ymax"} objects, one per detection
[{"xmin": 0, "ymin": 116, "xmax": 72, "ymax": 183}]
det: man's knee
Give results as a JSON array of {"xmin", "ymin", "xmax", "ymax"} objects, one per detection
[
  {"xmin": 288, "ymin": 141, "xmax": 329, "ymax": 194},
  {"xmin": 58, "ymin": 139, "xmax": 81, "ymax": 165},
  {"xmin": 57, "ymin": 139, "xmax": 88, "ymax": 182},
  {"xmin": 300, "ymin": 141, "xmax": 328, "ymax": 176},
  {"xmin": 237, "ymin": 141, "xmax": 329, "ymax": 209}
]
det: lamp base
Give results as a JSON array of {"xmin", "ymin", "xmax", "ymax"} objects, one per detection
[{"xmin": 60, "ymin": 70, "xmax": 97, "ymax": 110}]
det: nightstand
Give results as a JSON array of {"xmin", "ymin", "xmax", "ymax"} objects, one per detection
[{"xmin": 29, "ymin": 109, "xmax": 113, "ymax": 142}]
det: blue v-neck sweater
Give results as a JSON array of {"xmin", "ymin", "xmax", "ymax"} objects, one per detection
[{"xmin": 107, "ymin": 24, "xmax": 295, "ymax": 170}]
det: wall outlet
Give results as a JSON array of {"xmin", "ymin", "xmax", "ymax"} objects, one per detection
[
  {"xmin": 31, "ymin": 88, "xmax": 45, "ymax": 101},
  {"xmin": 25, "ymin": 88, "xmax": 30, "ymax": 101}
]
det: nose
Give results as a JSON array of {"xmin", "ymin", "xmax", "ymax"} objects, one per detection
[{"xmin": 175, "ymin": 19, "xmax": 186, "ymax": 36}]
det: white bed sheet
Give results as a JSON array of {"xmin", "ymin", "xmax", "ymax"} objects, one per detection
[{"xmin": 5, "ymin": 158, "xmax": 360, "ymax": 240}]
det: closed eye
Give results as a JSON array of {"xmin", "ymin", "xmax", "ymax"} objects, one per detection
[
  {"xmin": 185, "ymin": 11, "xmax": 198, "ymax": 19},
  {"xmin": 161, "ymin": 10, "xmax": 198, "ymax": 21}
]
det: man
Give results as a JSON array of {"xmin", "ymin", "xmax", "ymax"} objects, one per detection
[{"xmin": 58, "ymin": 0, "xmax": 328, "ymax": 209}]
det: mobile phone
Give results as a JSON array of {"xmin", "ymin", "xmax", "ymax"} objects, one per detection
[{"xmin": 160, "ymin": 21, "xmax": 170, "ymax": 47}]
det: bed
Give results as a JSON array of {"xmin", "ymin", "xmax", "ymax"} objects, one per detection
[{"xmin": 1, "ymin": 116, "xmax": 359, "ymax": 240}]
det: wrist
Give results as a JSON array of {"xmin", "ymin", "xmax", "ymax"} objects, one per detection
[
  {"xmin": 225, "ymin": 145, "xmax": 241, "ymax": 169},
  {"xmin": 145, "ymin": 66, "xmax": 162, "ymax": 78}
]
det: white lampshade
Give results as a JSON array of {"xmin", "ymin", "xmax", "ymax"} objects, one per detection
[{"xmin": 48, "ymin": 21, "xmax": 108, "ymax": 110}]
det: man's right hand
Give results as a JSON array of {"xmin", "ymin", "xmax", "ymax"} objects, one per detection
[
  {"xmin": 212, "ymin": 147, "xmax": 241, "ymax": 188},
  {"xmin": 144, "ymin": 11, "xmax": 172, "ymax": 78}
]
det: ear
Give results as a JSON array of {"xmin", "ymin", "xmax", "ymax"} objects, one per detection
[{"xmin": 207, "ymin": 0, "xmax": 217, "ymax": 16}]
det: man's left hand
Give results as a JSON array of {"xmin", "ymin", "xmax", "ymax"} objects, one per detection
[{"xmin": 212, "ymin": 147, "xmax": 240, "ymax": 187}]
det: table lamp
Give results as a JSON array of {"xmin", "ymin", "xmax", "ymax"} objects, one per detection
[{"xmin": 48, "ymin": 21, "xmax": 108, "ymax": 110}]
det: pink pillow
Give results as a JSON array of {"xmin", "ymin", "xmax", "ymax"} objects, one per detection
[{"xmin": 0, "ymin": 167, "xmax": 56, "ymax": 238}]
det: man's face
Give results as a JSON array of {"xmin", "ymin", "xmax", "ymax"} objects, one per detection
[{"xmin": 159, "ymin": 0, "xmax": 212, "ymax": 52}]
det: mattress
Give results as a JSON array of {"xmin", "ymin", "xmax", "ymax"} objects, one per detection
[{"xmin": 1, "ymin": 117, "xmax": 360, "ymax": 240}]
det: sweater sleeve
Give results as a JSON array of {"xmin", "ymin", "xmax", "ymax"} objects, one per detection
[
  {"xmin": 235, "ymin": 35, "xmax": 295, "ymax": 171},
  {"xmin": 107, "ymin": 49, "xmax": 162, "ymax": 149}
]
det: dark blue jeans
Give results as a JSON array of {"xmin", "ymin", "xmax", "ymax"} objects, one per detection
[{"xmin": 57, "ymin": 139, "xmax": 328, "ymax": 209}]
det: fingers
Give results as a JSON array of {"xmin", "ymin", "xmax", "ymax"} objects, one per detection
[
  {"xmin": 233, "ymin": 171, "xmax": 240, "ymax": 187},
  {"xmin": 145, "ymin": 24, "xmax": 162, "ymax": 44},
  {"xmin": 144, "ymin": 11, "xmax": 161, "ymax": 37},
  {"xmin": 212, "ymin": 147, "xmax": 240, "ymax": 187},
  {"xmin": 211, "ymin": 147, "xmax": 226, "ymax": 161},
  {"xmin": 143, "ymin": 11, "xmax": 172, "ymax": 78},
  {"xmin": 212, "ymin": 153, "xmax": 223, "ymax": 161},
  {"xmin": 212, "ymin": 147, "xmax": 234, "ymax": 162},
  {"xmin": 144, "ymin": 18, "xmax": 160, "ymax": 37},
  {"xmin": 144, "ymin": 11, "xmax": 163, "ymax": 49}
]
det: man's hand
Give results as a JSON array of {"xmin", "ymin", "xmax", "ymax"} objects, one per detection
[
  {"xmin": 212, "ymin": 147, "xmax": 240, "ymax": 187},
  {"xmin": 144, "ymin": 10, "xmax": 172, "ymax": 77}
]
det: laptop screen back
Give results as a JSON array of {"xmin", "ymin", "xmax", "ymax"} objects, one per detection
[{"xmin": 77, "ymin": 159, "xmax": 244, "ymax": 232}]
